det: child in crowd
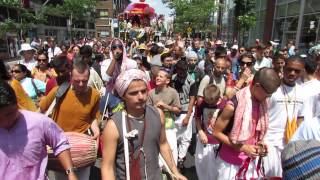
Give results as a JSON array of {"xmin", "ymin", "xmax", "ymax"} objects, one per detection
[{"xmin": 195, "ymin": 84, "xmax": 227, "ymax": 180}]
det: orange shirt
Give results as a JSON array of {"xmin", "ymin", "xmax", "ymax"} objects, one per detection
[
  {"xmin": 10, "ymin": 79, "xmax": 37, "ymax": 112},
  {"xmin": 40, "ymin": 86, "xmax": 101, "ymax": 133}
]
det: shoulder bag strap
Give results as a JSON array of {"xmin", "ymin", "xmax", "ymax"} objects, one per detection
[
  {"xmin": 45, "ymin": 99, "xmax": 57, "ymax": 117},
  {"xmin": 31, "ymin": 79, "xmax": 43, "ymax": 97},
  {"xmin": 122, "ymin": 111, "xmax": 131, "ymax": 180}
]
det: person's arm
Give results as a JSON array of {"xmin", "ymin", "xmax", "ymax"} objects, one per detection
[
  {"xmin": 156, "ymin": 100, "xmax": 181, "ymax": 115},
  {"xmin": 57, "ymin": 150, "xmax": 78, "ymax": 180},
  {"xmin": 101, "ymin": 119, "xmax": 119, "ymax": 180},
  {"xmin": 44, "ymin": 117, "xmax": 77, "ymax": 180},
  {"xmin": 182, "ymin": 96, "xmax": 196, "ymax": 126},
  {"xmin": 212, "ymin": 104, "xmax": 259, "ymax": 157},
  {"xmin": 194, "ymin": 104, "xmax": 208, "ymax": 144},
  {"xmin": 225, "ymin": 68, "xmax": 251, "ymax": 99},
  {"xmin": 158, "ymin": 108, "xmax": 187, "ymax": 180},
  {"xmin": 196, "ymin": 75, "xmax": 210, "ymax": 104},
  {"xmin": 39, "ymin": 87, "xmax": 58, "ymax": 113},
  {"xmin": 106, "ymin": 57, "xmax": 117, "ymax": 77}
]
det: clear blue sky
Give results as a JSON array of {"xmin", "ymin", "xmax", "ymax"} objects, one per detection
[{"xmin": 130, "ymin": 0, "xmax": 173, "ymax": 21}]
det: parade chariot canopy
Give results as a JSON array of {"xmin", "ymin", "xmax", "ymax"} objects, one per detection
[{"xmin": 123, "ymin": 0, "xmax": 156, "ymax": 19}]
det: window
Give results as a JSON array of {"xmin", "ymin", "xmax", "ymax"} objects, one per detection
[{"xmin": 97, "ymin": 9, "xmax": 109, "ymax": 19}]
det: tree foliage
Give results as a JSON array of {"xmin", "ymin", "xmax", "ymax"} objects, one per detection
[
  {"xmin": 0, "ymin": 0, "xmax": 47, "ymax": 37},
  {"xmin": 234, "ymin": 0, "xmax": 256, "ymax": 42},
  {"xmin": 43, "ymin": 0, "xmax": 96, "ymax": 21},
  {"xmin": 163, "ymin": 0, "xmax": 217, "ymax": 33}
]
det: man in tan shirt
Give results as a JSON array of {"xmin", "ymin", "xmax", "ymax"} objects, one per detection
[{"xmin": 40, "ymin": 59, "xmax": 100, "ymax": 180}]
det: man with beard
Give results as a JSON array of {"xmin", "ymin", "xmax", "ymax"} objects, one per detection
[
  {"xmin": 105, "ymin": 38, "xmax": 137, "ymax": 91},
  {"xmin": 45, "ymin": 55, "xmax": 71, "ymax": 95},
  {"xmin": 40, "ymin": 60, "xmax": 101, "ymax": 180},
  {"xmin": 172, "ymin": 60, "xmax": 197, "ymax": 170},
  {"xmin": 263, "ymin": 55, "xmax": 306, "ymax": 178},
  {"xmin": 197, "ymin": 57, "xmax": 227, "ymax": 102},
  {"xmin": 186, "ymin": 51, "xmax": 203, "ymax": 86},
  {"xmin": 160, "ymin": 52, "xmax": 174, "ymax": 70}
]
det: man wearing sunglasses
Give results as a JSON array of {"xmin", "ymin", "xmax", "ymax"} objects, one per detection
[
  {"xmin": 105, "ymin": 38, "xmax": 137, "ymax": 91},
  {"xmin": 263, "ymin": 55, "xmax": 306, "ymax": 178}
]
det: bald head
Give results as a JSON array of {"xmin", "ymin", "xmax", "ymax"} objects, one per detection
[{"xmin": 253, "ymin": 68, "xmax": 281, "ymax": 94}]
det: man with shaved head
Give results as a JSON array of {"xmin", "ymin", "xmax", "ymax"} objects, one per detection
[
  {"xmin": 263, "ymin": 55, "xmax": 306, "ymax": 178},
  {"xmin": 212, "ymin": 68, "xmax": 281, "ymax": 179}
]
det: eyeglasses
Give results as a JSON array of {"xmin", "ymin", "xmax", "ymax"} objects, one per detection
[
  {"xmin": 111, "ymin": 44, "xmax": 123, "ymax": 50},
  {"xmin": 239, "ymin": 60, "xmax": 253, "ymax": 66},
  {"xmin": 12, "ymin": 70, "xmax": 22, "ymax": 73},
  {"xmin": 37, "ymin": 58, "xmax": 47, "ymax": 62}
]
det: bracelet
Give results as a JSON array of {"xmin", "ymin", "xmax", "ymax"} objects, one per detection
[{"xmin": 65, "ymin": 167, "xmax": 76, "ymax": 175}]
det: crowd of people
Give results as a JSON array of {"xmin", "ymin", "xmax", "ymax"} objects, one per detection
[{"xmin": 1, "ymin": 34, "xmax": 320, "ymax": 180}]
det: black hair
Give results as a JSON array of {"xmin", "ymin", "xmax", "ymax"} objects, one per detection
[
  {"xmin": 0, "ymin": 80, "xmax": 17, "ymax": 108},
  {"xmin": 302, "ymin": 55, "xmax": 317, "ymax": 74},
  {"xmin": 175, "ymin": 60, "xmax": 188, "ymax": 71},
  {"xmin": 141, "ymin": 56, "xmax": 151, "ymax": 70},
  {"xmin": 93, "ymin": 53, "xmax": 104, "ymax": 62},
  {"xmin": 215, "ymin": 46, "xmax": 227, "ymax": 58},
  {"xmin": 50, "ymin": 54, "xmax": 71, "ymax": 69},
  {"xmin": 0, "ymin": 60, "xmax": 11, "ymax": 81},
  {"xmin": 285, "ymin": 54, "xmax": 305, "ymax": 67},
  {"xmin": 150, "ymin": 44, "xmax": 159, "ymax": 56},
  {"xmin": 80, "ymin": 45, "xmax": 93, "ymax": 57},
  {"xmin": 239, "ymin": 52, "xmax": 256, "ymax": 64},
  {"xmin": 160, "ymin": 52, "xmax": 172, "ymax": 62},
  {"xmin": 14, "ymin": 64, "xmax": 31, "ymax": 77}
]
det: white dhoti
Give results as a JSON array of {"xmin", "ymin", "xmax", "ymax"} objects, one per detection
[
  {"xmin": 195, "ymin": 136, "xmax": 219, "ymax": 180},
  {"xmin": 175, "ymin": 113, "xmax": 193, "ymax": 160},
  {"xmin": 263, "ymin": 145, "xmax": 283, "ymax": 177},
  {"xmin": 216, "ymin": 156, "xmax": 261, "ymax": 180}
]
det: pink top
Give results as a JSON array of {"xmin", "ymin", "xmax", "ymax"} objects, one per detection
[{"xmin": 219, "ymin": 102, "xmax": 260, "ymax": 166}]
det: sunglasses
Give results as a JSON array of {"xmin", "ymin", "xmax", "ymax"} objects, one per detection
[
  {"xmin": 37, "ymin": 58, "xmax": 47, "ymax": 62},
  {"xmin": 239, "ymin": 61, "xmax": 253, "ymax": 66},
  {"xmin": 111, "ymin": 44, "xmax": 123, "ymax": 50},
  {"xmin": 12, "ymin": 70, "xmax": 22, "ymax": 73}
]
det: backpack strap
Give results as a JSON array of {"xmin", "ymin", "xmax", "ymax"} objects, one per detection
[{"xmin": 45, "ymin": 82, "xmax": 70, "ymax": 117}]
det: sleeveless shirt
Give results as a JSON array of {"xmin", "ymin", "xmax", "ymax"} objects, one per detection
[{"xmin": 112, "ymin": 105, "xmax": 162, "ymax": 180}]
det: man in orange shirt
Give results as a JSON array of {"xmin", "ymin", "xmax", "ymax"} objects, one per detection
[{"xmin": 40, "ymin": 59, "xmax": 100, "ymax": 180}]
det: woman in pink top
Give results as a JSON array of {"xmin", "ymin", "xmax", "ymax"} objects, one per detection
[{"xmin": 213, "ymin": 68, "xmax": 280, "ymax": 180}]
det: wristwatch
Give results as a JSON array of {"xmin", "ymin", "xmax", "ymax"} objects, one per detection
[{"xmin": 65, "ymin": 167, "xmax": 76, "ymax": 175}]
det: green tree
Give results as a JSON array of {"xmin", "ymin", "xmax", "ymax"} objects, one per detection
[
  {"xmin": 44, "ymin": 0, "xmax": 96, "ymax": 38},
  {"xmin": 0, "ymin": 0, "xmax": 47, "ymax": 37},
  {"xmin": 234, "ymin": 0, "xmax": 256, "ymax": 45},
  {"xmin": 163, "ymin": 0, "xmax": 217, "ymax": 34}
]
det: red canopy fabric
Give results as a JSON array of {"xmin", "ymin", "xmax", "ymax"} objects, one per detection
[{"xmin": 124, "ymin": 1, "xmax": 156, "ymax": 19}]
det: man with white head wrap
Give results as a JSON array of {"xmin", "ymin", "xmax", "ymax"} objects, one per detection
[{"xmin": 101, "ymin": 69, "xmax": 186, "ymax": 180}]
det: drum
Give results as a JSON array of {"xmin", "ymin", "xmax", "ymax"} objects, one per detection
[{"xmin": 47, "ymin": 132, "xmax": 97, "ymax": 171}]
